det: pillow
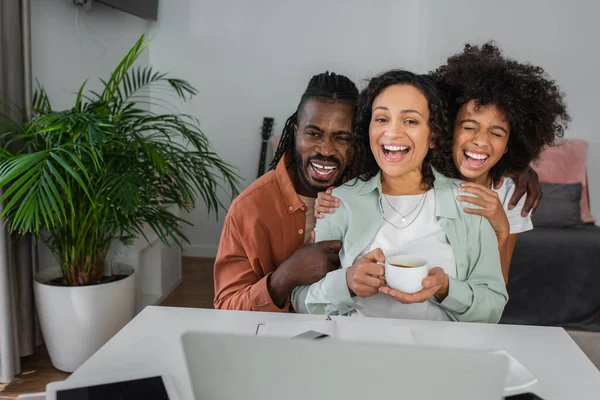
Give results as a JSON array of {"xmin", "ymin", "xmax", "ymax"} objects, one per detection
[
  {"xmin": 530, "ymin": 139, "xmax": 595, "ymax": 224},
  {"xmin": 532, "ymin": 182, "xmax": 584, "ymax": 228}
]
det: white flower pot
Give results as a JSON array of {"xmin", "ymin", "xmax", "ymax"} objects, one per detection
[{"xmin": 33, "ymin": 264, "xmax": 135, "ymax": 372}]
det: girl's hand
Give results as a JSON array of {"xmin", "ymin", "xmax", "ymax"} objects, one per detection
[
  {"xmin": 315, "ymin": 187, "xmax": 340, "ymax": 219},
  {"xmin": 457, "ymin": 182, "xmax": 509, "ymax": 239}
]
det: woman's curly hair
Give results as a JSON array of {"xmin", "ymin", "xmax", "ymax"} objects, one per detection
[
  {"xmin": 353, "ymin": 69, "xmax": 456, "ymax": 189},
  {"xmin": 430, "ymin": 41, "xmax": 570, "ymax": 180}
]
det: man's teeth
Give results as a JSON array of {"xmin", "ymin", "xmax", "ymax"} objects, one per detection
[
  {"xmin": 465, "ymin": 151, "xmax": 488, "ymax": 160},
  {"xmin": 384, "ymin": 145, "xmax": 409, "ymax": 151},
  {"xmin": 310, "ymin": 162, "xmax": 337, "ymax": 170}
]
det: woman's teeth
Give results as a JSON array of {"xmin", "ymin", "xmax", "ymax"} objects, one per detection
[{"xmin": 383, "ymin": 144, "xmax": 410, "ymax": 157}]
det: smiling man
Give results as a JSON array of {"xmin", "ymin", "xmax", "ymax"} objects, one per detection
[{"xmin": 213, "ymin": 72, "xmax": 359, "ymax": 312}]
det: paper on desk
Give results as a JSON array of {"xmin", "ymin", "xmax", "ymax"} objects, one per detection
[
  {"xmin": 256, "ymin": 319, "xmax": 337, "ymax": 339},
  {"xmin": 491, "ymin": 350, "xmax": 538, "ymax": 396},
  {"xmin": 255, "ymin": 319, "xmax": 414, "ymax": 346}
]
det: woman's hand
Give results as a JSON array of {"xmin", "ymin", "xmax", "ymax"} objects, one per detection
[
  {"xmin": 315, "ymin": 187, "xmax": 340, "ymax": 219},
  {"xmin": 379, "ymin": 267, "xmax": 449, "ymax": 303},
  {"xmin": 456, "ymin": 182, "xmax": 510, "ymax": 239},
  {"xmin": 345, "ymin": 248, "xmax": 386, "ymax": 298}
]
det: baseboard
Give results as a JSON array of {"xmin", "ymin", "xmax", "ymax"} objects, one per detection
[
  {"xmin": 183, "ymin": 244, "xmax": 218, "ymax": 258},
  {"xmin": 136, "ymin": 275, "xmax": 183, "ymax": 313}
]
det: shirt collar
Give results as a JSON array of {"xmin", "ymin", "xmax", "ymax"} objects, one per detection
[
  {"xmin": 432, "ymin": 169, "xmax": 460, "ymax": 219},
  {"xmin": 356, "ymin": 168, "xmax": 460, "ymax": 219},
  {"xmin": 275, "ymin": 151, "xmax": 308, "ymax": 214},
  {"xmin": 357, "ymin": 171, "xmax": 382, "ymax": 196}
]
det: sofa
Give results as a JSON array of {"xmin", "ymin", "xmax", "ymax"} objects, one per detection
[{"xmin": 500, "ymin": 139, "xmax": 600, "ymax": 331}]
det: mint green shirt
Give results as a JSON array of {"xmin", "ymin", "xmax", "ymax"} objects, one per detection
[{"xmin": 291, "ymin": 170, "xmax": 508, "ymax": 323}]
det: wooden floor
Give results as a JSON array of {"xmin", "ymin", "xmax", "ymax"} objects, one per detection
[
  {"xmin": 0, "ymin": 345, "xmax": 68, "ymax": 399},
  {"xmin": 0, "ymin": 257, "xmax": 215, "ymax": 399},
  {"xmin": 160, "ymin": 257, "xmax": 215, "ymax": 309}
]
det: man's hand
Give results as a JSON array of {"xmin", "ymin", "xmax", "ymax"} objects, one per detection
[
  {"xmin": 494, "ymin": 166, "xmax": 542, "ymax": 217},
  {"xmin": 268, "ymin": 232, "xmax": 342, "ymax": 307},
  {"xmin": 345, "ymin": 248, "xmax": 386, "ymax": 298},
  {"xmin": 379, "ymin": 267, "xmax": 449, "ymax": 303},
  {"xmin": 315, "ymin": 187, "xmax": 340, "ymax": 219}
]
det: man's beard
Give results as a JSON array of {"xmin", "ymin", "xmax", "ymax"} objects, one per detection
[{"xmin": 293, "ymin": 147, "xmax": 346, "ymax": 193}]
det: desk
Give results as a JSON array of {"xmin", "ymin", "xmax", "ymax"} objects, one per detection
[{"xmin": 69, "ymin": 306, "xmax": 600, "ymax": 400}]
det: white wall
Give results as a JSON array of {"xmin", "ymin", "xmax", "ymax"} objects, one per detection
[
  {"xmin": 31, "ymin": 0, "xmax": 151, "ymax": 110},
  {"xmin": 149, "ymin": 0, "xmax": 422, "ymax": 256},
  {"xmin": 417, "ymin": 0, "xmax": 600, "ymax": 223}
]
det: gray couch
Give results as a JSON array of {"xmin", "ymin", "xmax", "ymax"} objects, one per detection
[{"xmin": 501, "ymin": 224, "xmax": 600, "ymax": 331}]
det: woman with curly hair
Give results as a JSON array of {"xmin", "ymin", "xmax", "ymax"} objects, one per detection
[
  {"xmin": 291, "ymin": 69, "xmax": 508, "ymax": 323},
  {"xmin": 315, "ymin": 42, "xmax": 569, "ymax": 283},
  {"xmin": 431, "ymin": 42, "xmax": 569, "ymax": 282}
]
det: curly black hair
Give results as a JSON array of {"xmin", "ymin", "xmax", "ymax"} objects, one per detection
[
  {"xmin": 269, "ymin": 71, "xmax": 359, "ymax": 170},
  {"xmin": 353, "ymin": 69, "xmax": 455, "ymax": 189},
  {"xmin": 430, "ymin": 41, "xmax": 570, "ymax": 179}
]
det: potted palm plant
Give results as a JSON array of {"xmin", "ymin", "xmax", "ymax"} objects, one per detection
[{"xmin": 0, "ymin": 35, "xmax": 241, "ymax": 372}]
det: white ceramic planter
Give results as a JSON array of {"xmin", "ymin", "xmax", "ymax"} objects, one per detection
[{"xmin": 33, "ymin": 264, "xmax": 135, "ymax": 372}]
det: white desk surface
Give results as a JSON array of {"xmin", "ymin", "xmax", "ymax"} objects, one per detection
[{"xmin": 69, "ymin": 306, "xmax": 600, "ymax": 400}]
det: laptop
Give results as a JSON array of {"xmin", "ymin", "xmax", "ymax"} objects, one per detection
[{"xmin": 181, "ymin": 331, "xmax": 508, "ymax": 400}]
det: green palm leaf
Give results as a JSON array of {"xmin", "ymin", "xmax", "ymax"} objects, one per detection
[{"xmin": 0, "ymin": 34, "xmax": 242, "ymax": 285}]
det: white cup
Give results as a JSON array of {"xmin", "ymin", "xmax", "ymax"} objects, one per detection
[{"xmin": 384, "ymin": 255, "xmax": 429, "ymax": 294}]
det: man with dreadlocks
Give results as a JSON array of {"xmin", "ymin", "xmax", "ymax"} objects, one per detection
[{"xmin": 214, "ymin": 72, "xmax": 359, "ymax": 311}]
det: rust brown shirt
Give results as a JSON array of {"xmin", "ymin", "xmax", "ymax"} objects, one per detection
[{"xmin": 213, "ymin": 152, "xmax": 309, "ymax": 312}]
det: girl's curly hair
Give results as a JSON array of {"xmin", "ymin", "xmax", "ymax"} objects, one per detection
[
  {"xmin": 353, "ymin": 69, "xmax": 456, "ymax": 189},
  {"xmin": 430, "ymin": 42, "xmax": 570, "ymax": 179}
]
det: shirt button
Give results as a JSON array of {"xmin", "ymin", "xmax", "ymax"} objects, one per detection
[
  {"xmin": 288, "ymin": 206, "xmax": 293, "ymax": 211},
  {"xmin": 298, "ymin": 229, "xmax": 304, "ymax": 235},
  {"xmin": 300, "ymin": 206, "xmax": 305, "ymax": 211},
  {"xmin": 460, "ymin": 263, "xmax": 465, "ymax": 268}
]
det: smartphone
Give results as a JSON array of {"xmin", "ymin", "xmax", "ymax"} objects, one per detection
[{"xmin": 505, "ymin": 393, "xmax": 544, "ymax": 400}]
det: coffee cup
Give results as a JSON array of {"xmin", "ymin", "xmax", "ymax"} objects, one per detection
[{"xmin": 384, "ymin": 255, "xmax": 429, "ymax": 294}]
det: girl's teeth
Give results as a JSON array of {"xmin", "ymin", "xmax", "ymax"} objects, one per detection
[{"xmin": 465, "ymin": 151, "xmax": 487, "ymax": 160}]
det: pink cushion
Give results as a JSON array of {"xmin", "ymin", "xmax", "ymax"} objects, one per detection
[{"xmin": 530, "ymin": 139, "xmax": 595, "ymax": 224}]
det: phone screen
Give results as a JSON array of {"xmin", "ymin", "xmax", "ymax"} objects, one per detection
[{"xmin": 504, "ymin": 393, "xmax": 544, "ymax": 400}]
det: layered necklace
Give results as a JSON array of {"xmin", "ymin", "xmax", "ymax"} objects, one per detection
[{"xmin": 381, "ymin": 191, "xmax": 428, "ymax": 229}]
